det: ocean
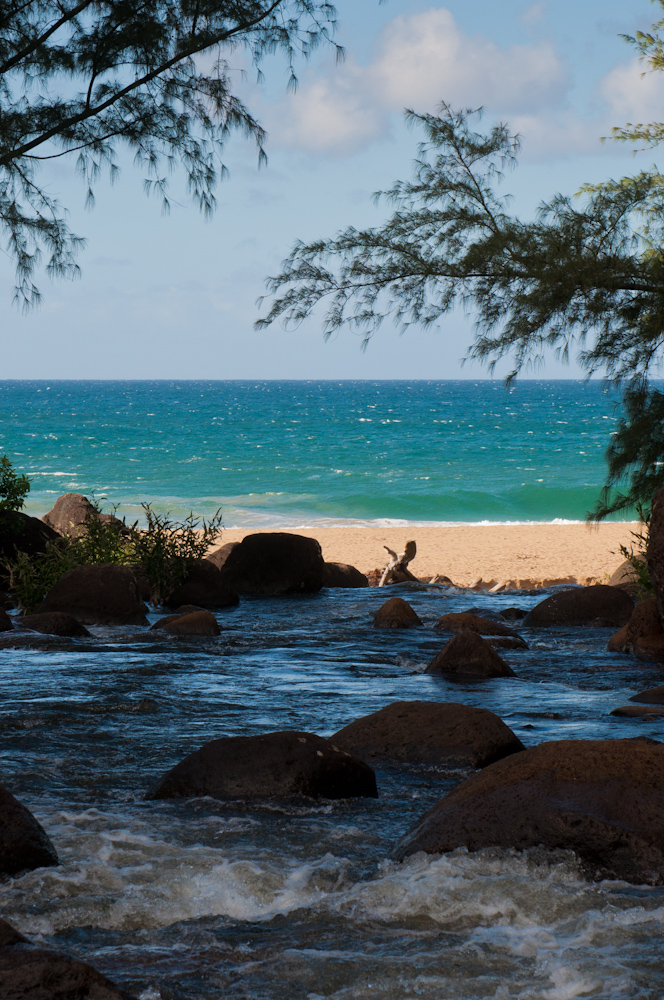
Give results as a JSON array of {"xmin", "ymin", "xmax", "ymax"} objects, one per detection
[{"xmin": 2, "ymin": 379, "xmax": 627, "ymax": 525}]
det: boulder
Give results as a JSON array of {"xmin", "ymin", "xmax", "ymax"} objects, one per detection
[
  {"xmin": 218, "ymin": 532, "xmax": 325, "ymax": 596},
  {"xmin": 611, "ymin": 704, "xmax": 664, "ymax": 718},
  {"xmin": 19, "ymin": 612, "xmax": 90, "ymax": 637},
  {"xmin": 630, "ymin": 684, "xmax": 664, "ymax": 705},
  {"xmin": 0, "ymin": 917, "xmax": 135, "ymax": 999},
  {"xmin": 147, "ymin": 730, "xmax": 377, "ymax": 801},
  {"xmin": 37, "ymin": 564, "xmax": 148, "ymax": 626},
  {"xmin": 434, "ymin": 611, "xmax": 519, "ymax": 637},
  {"xmin": 488, "ymin": 635, "xmax": 528, "ymax": 650},
  {"xmin": 396, "ymin": 738, "xmax": 664, "ymax": 884},
  {"xmin": 0, "ymin": 511, "xmax": 59, "ymax": 564},
  {"xmin": 634, "ymin": 635, "xmax": 664, "ymax": 661},
  {"xmin": 0, "ymin": 609, "xmax": 12, "ymax": 632},
  {"xmin": 523, "ymin": 585, "xmax": 634, "ymax": 627},
  {"xmin": 372, "ymin": 597, "xmax": 422, "ymax": 629},
  {"xmin": 331, "ymin": 701, "xmax": 524, "ymax": 767},
  {"xmin": 607, "ymin": 598, "xmax": 662, "ymax": 653},
  {"xmin": 164, "ymin": 560, "xmax": 239, "ymax": 609},
  {"xmin": 41, "ymin": 492, "xmax": 127, "ymax": 538},
  {"xmin": 205, "ymin": 541, "xmax": 240, "ymax": 571},
  {"xmin": 500, "ymin": 607, "xmax": 527, "ymax": 621},
  {"xmin": 322, "ymin": 561, "xmax": 369, "ymax": 588},
  {"xmin": 608, "ymin": 556, "xmax": 645, "ymax": 596},
  {"xmin": 0, "ymin": 784, "xmax": 58, "ymax": 876},
  {"xmin": 153, "ymin": 610, "xmax": 220, "ymax": 636},
  {"xmin": 426, "ymin": 631, "xmax": 515, "ymax": 678}
]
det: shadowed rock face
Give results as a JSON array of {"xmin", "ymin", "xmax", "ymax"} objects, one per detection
[
  {"xmin": 19, "ymin": 612, "xmax": 90, "ymax": 637},
  {"xmin": 0, "ymin": 511, "xmax": 59, "ymax": 565},
  {"xmin": 322, "ymin": 562, "xmax": 369, "ymax": 588},
  {"xmin": 523, "ymin": 585, "xmax": 634, "ymax": 627},
  {"xmin": 164, "ymin": 560, "xmax": 239, "ymax": 609},
  {"xmin": 0, "ymin": 917, "xmax": 135, "ymax": 1000},
  {"xmin": 649, "ymin": 485, "xmax": 664, "ymax": 622},
  {"xmin": 372, "ymin": 597, "xmax": 422, "ymax": 629},
  {"xmin": 219, "ymin": 533, "xmax": 325, "ymax": 596},
  {"xmin": 396, "ymin": 738, "xmax": 664, "ymax": 884},
  {"xmin": 331, "ymin": 701, "xmax": 525, "ymax": 768},
  {"xmin": 37, "ymin": 564, "xmax": 148, "ymax": 626},
  {"xmin": 426, "ymin": 631, "xmax": 515, "ymax": 678},
  {"xmin": 147, "ymin": 730, "xmax": 378, "ymax": 801},
  {"xmin": 0, "ymin": 785, "xmax": 58, "ymax": 877}
]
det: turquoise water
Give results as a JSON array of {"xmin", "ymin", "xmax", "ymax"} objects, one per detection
[{"xmin": 2, "ymin": 379, "xmax": 626, "ymax": 524}]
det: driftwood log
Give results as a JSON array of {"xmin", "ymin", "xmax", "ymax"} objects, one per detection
[{"xmin": 378, "ymin": 541, "xmax": 418, "ymax": 586}]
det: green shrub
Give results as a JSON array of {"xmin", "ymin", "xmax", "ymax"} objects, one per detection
[
  {"xmin": 619, "ymin": 505, "xmax": 653, "ymax": 600},
  {"xmin": 0, "ymin": 455, "xmax": 30, "ymax": 512}
]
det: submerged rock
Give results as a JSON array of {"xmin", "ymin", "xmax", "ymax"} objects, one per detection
[
  {"xmin": 523, "ymin": 585, "xmax": 634, "ymax": 627},
  {"xmin": 434, "ymin": 611, "xmax": 517, "ymax": 637},
  {"xmin": 37, "ymin": 564, "xmax": 148, "ymax": 626},
  {"xmin": 331, "ymin": 701, "xmax": 524, "ymax": 767},
  {"xmin": 152, "ymin": 609, "xmax": 221, "ymax": 636},
  {"xmin": 630, "ymin": 684, "xmax": 664, "ymax": 705},
  {"xmin": 19, "ymin": 612, "xmax": 90, "ymax": 637},
  {"xmin": 426, "ymin": 631, "xmax": 515, "ymax": 678},
  {"xmin": 0, "ymin": 917, "xmax": 135, "ymax": 999},
  {"xmin": 611, "ymin": 704, "xmax": 664, "ymax": 718},
  {"xmin": 323, "ymin": 561, "xmax": 369, "ymax": 588},
  {"xmin": 0, "ymin": 784, "xmax": 58, "ymax": 877},
  {"xmin": 372, "ymin": 597, "xmax": 422, "ymax": 629},
  {"xmin": 219, "ymin": 532, "xmax": 325, "ymax": 595},
  {"xmin": 164, "ymin": 560, "xmax": 239, "ymax": 609},
  {"xmin": 396, "ymin": 738, "xmax": 664, "ymax": 884},
  {"xmin": 147, "ymin": 730, "xmax": 377, "ymax": 801}
]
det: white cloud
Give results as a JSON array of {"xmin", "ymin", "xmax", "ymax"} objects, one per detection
[
  {"xmin": 600, "ymin": 57, "xmax": 664, "ymax": 126},
  {"xmin": 270, "ymin": 6, "xmax": 568, "ymax": 154}
]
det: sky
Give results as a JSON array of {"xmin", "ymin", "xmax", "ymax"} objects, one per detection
[{"xmin": 2, "ymin": 0, "xmax": 663, "ymax": 379}]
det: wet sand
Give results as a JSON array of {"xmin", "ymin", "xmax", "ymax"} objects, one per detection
[{"xmin": 219, "ymin": 522, "xmax": 641, "ymax": 588}]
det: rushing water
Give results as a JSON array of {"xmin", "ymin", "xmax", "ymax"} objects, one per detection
[
  {"xmin": 1, "ymin": 583, "xmax": 663, "ymax": 1000},
  {"xmin": 0, "ymin": 379, "xmax": 628, "ymax": 525}
]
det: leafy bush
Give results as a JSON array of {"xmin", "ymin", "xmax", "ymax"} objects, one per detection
[
  {"xmin": 619, "ymin": 505, "xmax": 653, "ymax": 600},
  {"xmin": 6, "ymin": 500, "xmax": 223, "ymax": 611},
  {"xmin": 0, "ymin": 455, "xmax": 30, "ymax": 512}
]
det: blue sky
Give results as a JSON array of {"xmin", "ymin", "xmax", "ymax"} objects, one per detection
[{"xmin": 3, "ymin": 0, "xmax": 662, "ymax": 378}]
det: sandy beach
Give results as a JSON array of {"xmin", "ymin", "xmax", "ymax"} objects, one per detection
[{"xmin": 220, "ymin": 522, "xmax": 641, "ymax": 588}]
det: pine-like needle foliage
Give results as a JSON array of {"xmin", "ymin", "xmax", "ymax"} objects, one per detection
[
  {"xmin": 0, "ymin": 0, "xmax": 340, "ymax": 307},
  {"xmin": 258, "ymin": 101, "xmax": 664, "ymax": 519}
]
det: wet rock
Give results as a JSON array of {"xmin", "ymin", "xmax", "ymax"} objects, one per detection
[
  {"xmin": 331, "ymin": 701, "xmax": 524, "ymax": 767},
  {"xmin": 0, "ymin": 511, "xmax": 59, "ymax": 565},
  {"xmin": 147, "ymin": 730, "xmax": 377, "ymax": 801},
  {"xmin": 630, "ymin": 684, "xmax": 664, "ymax": 705},
  {"xmin": 37, "ymin": 564, "xmax": 148, "ymax": 626},
  {"xmin": 611, "ymin": 704, "xmax": 664, "ymax": 718},
  {"xmin": 488, "ymin": 635, "xmax": 528, "ymax": 650},
  {"xmin": 154, "ymin": 610, "xmax": 221, "ymax": 636},
  {"xmin": 205, "ymin": 541, "xmax": 240, "ymax": 570},
  {"xmin": 0, "ymin": 784, "xmax": 58, "ymax": 876},
  {"xmin": 634, "ymin": 635, "xmax": 664, "ymax": 661},
  {"xmin": 372, "ymin": 597, "xmax": 422, "ymax": 629},
  {"xmin": 219, "ymin": 532, "xmax": 325, "ymax": 596},
  {"xmin": 323, "ymin": 561, "xmax": 369, "ymax": 588},
  {"xmin": 426, "ymin": 631, "xmax": 515, "ymax": 678},
  {"xmin": 19, "ymin": 612, "xmax": 90, "ymax": 637},
  {"xmin": 500, "ymin": 607, "xmax": 527, "ymax": 621},
  {"xmin": 0, "ymin": 609, "xmax": 12, "ymax": 632},
  {"xmin": 523, "ymin": 585, "xmax": 634, "ymax": 627},
  {"xmin": 434, "ymin": 611, "xmax": 519, "ymax": 637},
  {"xmin": 164, "ymin": 559, "xmax": 239, "ymax": 609},
  {"xmin": 41, "ymin": 492, "xmax": 127, "ymax": 538},
  {"xmin": 607, "ymin": 598, "xmax": 662, "ymax": 653},
  {"xmin": 396, "ymin": 738, "xmax": 664, "ymax": 884},
  {"xmin": 0, "ymin": 917, "xmax": 135, "ymax": 999}
]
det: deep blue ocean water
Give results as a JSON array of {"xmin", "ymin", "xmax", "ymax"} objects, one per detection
[{"xmin": 1, "ymin": 379, "xmax": 627, "ymax": 524}]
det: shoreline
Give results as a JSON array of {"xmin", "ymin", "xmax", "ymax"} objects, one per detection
[{"xmin": 219, "ymin": 522, "xmax": 641, "ymax": 588}]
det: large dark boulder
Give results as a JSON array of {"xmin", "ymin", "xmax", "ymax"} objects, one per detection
[
  {"xmin": 37, "ymin": 565, "xmax": 148, "ymax": 626},
  {"xmin": 0, "ymin": 511, "xmax": 59, "ymax": 564},
  {"xmin": 607, "ymin": 598, "xmax": 662, "ymax": 653},
  {"xmin": 372, "ymin": 597, "xmax": 422, "ymax": 629},
  {"xmin": 164, "ymin": 559, "xmax": 238, "ymax": 609},
  {"xmin": 396, "ymin": 738, "xmax": 664, "ymax": 884},
  {"xmin": 426, "ymin": 631, "xmax": 515, "ymax": 678},
  {"xmin": 331, "ymin": 701, "xmax": 524, "ymax": 768},
  {"xmin": 218, "ymin": 532, "xmax": 325, "ymax": 596},
  {"xmin": 523, "ymin": 585, "xmax": 634, "ymax": 627},
  {"xmin": 205, "ymin": 541, "xmax": 240, "ymax": 570},
  {"xmin": 0, "ymin": 917, "xmax": 135, "ymax": 999},
  {"xmin": 0, "ymin": 785, "xmax": 58, "ymax": 876},
  {"xmin": 19, "ymin": 612, "xmax": 90, "ymax": 637},
  {"xmin": 322, "ymin": 562, "xmax": 369, "ymax": 588},
  {"xmin": 147, "ymin": 730, "xmax": 377, "ymax": 801},
  {"xmin": 41, "ymin": 492, "xmax": 127, "ymax": 538}
]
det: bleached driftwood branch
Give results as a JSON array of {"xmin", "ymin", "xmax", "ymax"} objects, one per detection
[{"xmin": 378, "ymin": 540, "xmax": 418, "ymax": 586}]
